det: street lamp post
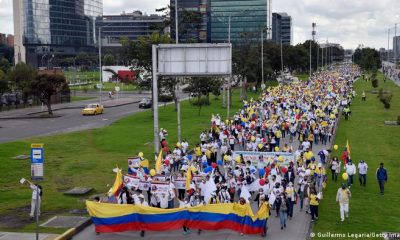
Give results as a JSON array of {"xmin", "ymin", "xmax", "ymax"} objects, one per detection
[
  {"xmin": 395, "ymin": 23, "xmax": 397, "ymax": 68},
  {"xmin": 174, "ymin": 0, "xmax": 182, "ymax": 143},
  {"xmin": 98, "ymin": 23, "xmax": 112, "ymax": 104},
  {"xmin": 261, "ymin": 29, "xmax": 264, "ymax": 86}
]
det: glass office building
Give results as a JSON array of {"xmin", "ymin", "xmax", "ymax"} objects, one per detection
[
  {"xmin": 272, "ymin": 12, "xmax": 292, "ymax": 45},
  {"xmin": 14, "ymin": 0, "xmax": 102, "ymax": 67},
  {"xmin": 170, "ymin": 0, "xmax": 210, "ymax": 43},
  {"xmin": 210, "ymin": 0, "xmax": 269, "ymax": 44}
]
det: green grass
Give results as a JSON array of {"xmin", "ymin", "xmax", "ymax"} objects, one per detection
[
  {"xmin": 294, "ymin": 73, "xmax": 310, "ymax": 81},
  {"xmin": 69, "ymin": 81, "xmax": 137, "ymax": 92},
  {"xmin": 64, "ymin": 71, "xmax": 99, "ymax": 82},
  {"xmin": 0, "ymin": 90, "xmax": 257, "ymax": 232},
  {"xmin": 70, "ymin": 96, "xmax": 95, "ymax": 102},
  {"xmin": 313, "ymin": 72, "xmax": 400, "ymax": 239}
]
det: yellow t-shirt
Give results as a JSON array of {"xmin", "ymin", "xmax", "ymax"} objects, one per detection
[
  {"xmin": 309, "ymin": 194, "xmax": 319, "ymax": 206},
  {"xmin": 195, "ymin": 147, "xmax": 202, "ymax": 157}
]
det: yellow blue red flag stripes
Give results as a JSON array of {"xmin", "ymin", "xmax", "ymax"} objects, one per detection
[
  {"xmin": 86, "ymin": 201, "xmax": 268, "ymax": 235},
  {"xmin": 109, "ymin": 169, "xmax": 123, "ymax": 197}
]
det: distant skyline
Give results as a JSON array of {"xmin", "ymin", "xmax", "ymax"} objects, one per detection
[{"xmin": 1, "ymin": 0, "xmax": 400, "ymax": 49}]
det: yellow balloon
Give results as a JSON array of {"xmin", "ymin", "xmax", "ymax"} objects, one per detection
[
  {"xmin": 150, "ymin": 169, "xmax": 156, "ymax": 176},
  {"xmin": 334, "ymin": 145, "xmax": 338, "ymax": 150},
  {"xmin": 275, "ymin": 147, "xmax": 280, "ymax": 152},
  {"xmin": 258, "ymin": 143, "xmax": 263, "ymax": 149},
  {"xmin": 278, "ymin": 156, "xmax": 284, "ymax": 162},
  {"xmin": 251, "ymin": 121, "xmax": 256, "ymax": 125},
  {"xmin": 251, "ymin": 136, "xmax": 256, "ymax": 142},
  {"xmin": 176, "ymin": 142, "xmax": 181, "ymax": 148},
  {"xmin": 235, "ymin": 156, "xmax": 241, "ymax": 163},
  {"xmin": 138, "ymin": 152, "xmax": 144, "ymax": 158},
  {"xmin": 342, "ymin": 173, "xmax": 348, "ymax": 180},
  {"xmin": 224, "ymin": 155, "xmax": 229, "ymax": 161}
]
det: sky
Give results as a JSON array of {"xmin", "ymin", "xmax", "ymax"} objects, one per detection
[{"xmin": 1, "ymin": 0, "xmax": 400, "ymax": 49}]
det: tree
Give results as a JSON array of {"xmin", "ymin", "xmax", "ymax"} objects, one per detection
[
  {"xmin": 8, "ymin": 63, "xmax": 36, "ymax": 99},
  {"xmin": 0, "ymin": 69, "xmax": 9, "ymax": 95},
  {"xmin": 0, "ymin": 58, "xmax": 11, "ymax": 74},
  {"xmin": 31, "ymin": 73, "xmax": 68, "ymax": 115},
  {"xmin": 353, "ymin": 48, "xmax": 381, "ymax": 71},
  {"xmin": 103, "ymin": 54, "xmax": 116, "ymax": 66}
]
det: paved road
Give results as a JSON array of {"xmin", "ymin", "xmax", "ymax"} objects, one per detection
[
  {"xmin": 73, "ymin": 133, "xmax": 333, "ymax": 240},
  {"xmin": 0, "ymin": 92, "xmax": 188, "ymax": 143}
]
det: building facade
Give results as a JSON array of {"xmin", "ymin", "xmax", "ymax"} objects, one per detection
[
  {"xmin": 170, "ymin": 0, "xmax": 209, "ymax": 43},
  {"xmin": 13, "ymin": 0, "xmax": 102, "ymax": 67},
  {"xmin": 210, "ymin": 0, "xmax": 270, "ymax": 44},
  {"xmin": 272, "ymin": 12, "xmax": 292, "ymax": 45},
  {"xmin": 96, "ymin": 11, "xmax": 165, "ymax": 47},
  {"xmin": 393, "ymin": 36, "xmax": 400, "ymax": 60}
]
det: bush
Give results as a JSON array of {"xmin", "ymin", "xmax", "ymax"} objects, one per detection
[
  {"xmin": 379, "ymin": 92, "xmax": 392, "ymax": 109},
  {"xmin": 371, "ymin": 78, "xmax": 379, "ymax": 88},
  {"xmin": 82, "ymin": 86, "xmax": 88, "ymax": 93},
  {"xmin": 158, "ymin": 94, "xmax": 173, "ymax": 102}
]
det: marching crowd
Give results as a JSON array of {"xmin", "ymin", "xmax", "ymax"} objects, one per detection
[{"xmin": 102, "ymin": 64, "xmax": 363, "ymax": 237}]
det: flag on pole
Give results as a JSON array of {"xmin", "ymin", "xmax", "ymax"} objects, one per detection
[
  {"xmin": 346, "ymin": 140, "xmax": 351, "ymax": 159},
  {"xmin": 185, "ymin": 167, "xmax": 192, "ymax": 190},
  {"xmin": 155, "ymin": 150, "xmax": 162, "ymax": 173},
  {"xmin": 109, "ymin": 168, "xmax": 123, "ymax": 197}
]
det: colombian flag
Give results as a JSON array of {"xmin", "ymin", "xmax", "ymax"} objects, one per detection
[
  {"xmin": 109, "ymin": 169, "xmax": 123, "ymax": 197},
  {"xmin": 155, "ymin": 150, "xmax": 162, "ymax": 173},
  {"xmin": 346, "ymin": 140, "xmax": 351, "ymax": 159},
  {"xmin": 87, "ymin": 201, "xmax": 268, "ymax": 235}
]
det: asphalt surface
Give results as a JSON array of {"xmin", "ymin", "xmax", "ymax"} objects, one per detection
[{"xmin": 0, "ymin": 92, "xmax": 188, "ymax": 143}]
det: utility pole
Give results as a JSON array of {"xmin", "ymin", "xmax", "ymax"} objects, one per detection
[
  {"xmin": 280, "ymin": 38, "xmax": 283, "ymax": 76},
  {"xmin": 388, "ymin": 28, "xmax": 390, "ymax": 62},
  {"xmin": 174, "ymin": 0, "xmax": 181, "ymax": 142},
  {"xmin": 310, "ymin": 23, "xmax": 316, "ymax": 79},
  {"xmin": 227, "ymin": 15, "xmax": 231, "ymax": 119},
  {"xmin": 98, "ymin": 26, "xmax": 102, "ymax": 104},
  {"xmin": 395, "ymin": 23, "xmax": 397, "ymax": 68},
  {"xmin": 261, "ymin": 29, "xmax": 264, "ymax": 86}
]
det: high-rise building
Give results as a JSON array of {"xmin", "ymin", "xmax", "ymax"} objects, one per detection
[
  {"xmin": 210, "ymin": 0, "xmax": 270, "ymax": 44},
  {"xmin": 0, "ymin": 34, "xmax": 6, "ymax": 45},
  {"xmin": 393, "ymin": 36, "xmax": 400, "ymax": 60},
  {"xmin": 272, "ymin": 12, "xmax": 292, "ymax": 45},
  {"xmin": 6, "ymin": 34, "xmax": 15, "ymax": 47},
  {"xmin": 97, "ymin": 11, "xmax": 165, "ymax": 47},
  {"xmin": 13, "ymin": 0, "xmax": 102, "ymax": 67},
  {"xmin": 170, "ymin": 0, "xmax": 209, "ymax": 43}
]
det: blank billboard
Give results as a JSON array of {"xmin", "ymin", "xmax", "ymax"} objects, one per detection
[{"xmin": 157, "ymin": 43, "xmax": 232, "ymax": 76}]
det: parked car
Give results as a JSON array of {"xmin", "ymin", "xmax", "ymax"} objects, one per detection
[
  {"xmin": 139, "ymin": 98, "xmax": 152, "ymax": 108},
  {"xmin": 81, "ymin": 103, "xmax": 104, "ymax": 115}
]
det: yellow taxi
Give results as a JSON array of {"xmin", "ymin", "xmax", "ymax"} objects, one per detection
[{"xmin": 81, "ymin": 103, "xmax": 104, "ymax": 115}]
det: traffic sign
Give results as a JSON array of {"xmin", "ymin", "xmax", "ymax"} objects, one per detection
[
  {"xmin": 115, "ymin": 86, "xmax": 120, "ymax": 92},
  {"xmin": 31, "ymin": 143, "xmax": 44, "ymax": 180}
]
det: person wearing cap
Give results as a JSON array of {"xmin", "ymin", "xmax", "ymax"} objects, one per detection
[
  {"xmin": 315, "ymin": 163, "xmax": 326, "ymax": 192},
  {"xmin": 357, "ymin": 160, "xmax": 368, "ymax": 187},
  {"xmin": 336, "ymin": 183, "xmax": 351, "ymax": 222},
  {"xmin": 138, "ymin": 194, "xmax": 148, "ymax": 206},
  {"xmin": 344, "ymin": 160, "xmax": 356, "ymax": 188},
  {"xmin": 376, "ymin": 163, "xmax": 388, "ymax": 195}
]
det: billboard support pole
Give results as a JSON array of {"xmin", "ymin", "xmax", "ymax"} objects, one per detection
[{"xmin": 152, "ymin": 45, "xmax": 159, "ymax": 154}]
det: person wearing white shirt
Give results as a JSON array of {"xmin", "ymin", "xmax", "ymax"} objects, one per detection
[
  {"xmin": 345, "ymin": 161, "xmax": 356, "ymax": 188},
  {"xmin": 138, "ymin": 194, "xmax": 149, "ymax": 206},
  {"xmin": 29, "ymin": 183, "xmax": 41, "ymax": 218},
  {"xmin": 357, "ymin": 160, "xmax": 368, "ymax": 187},
  {"xmin": 158, "ymin": 192, "xmax": 169, "ymax": 209}
]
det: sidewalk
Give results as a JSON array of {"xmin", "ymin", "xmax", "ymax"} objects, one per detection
[{"xmin": 0, "ymin": 232, "xmax": 59, "ymax": 240}]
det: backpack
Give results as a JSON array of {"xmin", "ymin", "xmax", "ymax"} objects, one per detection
[{"xmin": 37, "ymin": 185, "xmax": 43, "ymax": 197}]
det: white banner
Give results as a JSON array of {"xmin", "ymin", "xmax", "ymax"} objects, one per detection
[
  {"xmin": 174, "ymin": 178, "xmax": 186, "ymax": 190},
  {"xmin": 232, "ymin": 151, "xmax": 294, "ymax": 167},
  {"xmin": 123, "ymin": 175, "xmax": 151, "ymax": 191},
  {"xmin": 150, "ymin": 182, "xmax": 170, "ymax": 194}
]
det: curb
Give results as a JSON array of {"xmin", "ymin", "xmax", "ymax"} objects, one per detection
[{"xmin": 54, "ymin": 218, "xmax": 92, "ymax": 240}]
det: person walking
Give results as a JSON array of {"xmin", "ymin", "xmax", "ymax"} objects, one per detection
[
  {"xmin": 357, "ymin": 160, "xmax": 368, "ymax": 187},
  {"xmin": 330, "ymin": 157, "xmax": 339, "ymax": 182},
  {"xmin": 361, "ymin": 91, "xmax": 366, "ymax": 101},
  {"xmin": 279, "ymin": 194, "xmax": 289, "ymax": 230},
  {"xmin": 309, "ymin": 188, "xmax": 319, "ymax": 222},
  {"xmin": 376, "ymin": 163, "xmax": 388, "ymax": 195},
  {"xmin": 345, "ymin": 160, "xmax": 356, "ymax": 188},
  {"xmin": 336, "ymin": 183, "xmax": 351, "ymax": 222}
]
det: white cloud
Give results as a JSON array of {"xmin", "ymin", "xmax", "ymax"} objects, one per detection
[{"xmin": 1, "ymin": 0, "xmax": 399, "ymax": 49}]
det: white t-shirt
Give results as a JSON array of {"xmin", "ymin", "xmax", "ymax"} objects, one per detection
[
  {"xmin": 358, "ymin": 163, "xmax": 368, "ymax": 175},
  {"xmin": 159, "ymin": 194, "xmax": 169, "ymax": 209},
  {"xmin": 30, "ymin": 184, "xmax": 41, "ymax": 200}
]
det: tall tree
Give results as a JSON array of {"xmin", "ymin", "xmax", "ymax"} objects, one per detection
[
  {"xmin": 31, "ymin": 73, "xmax": 68, "ymax": 115},
  {"xmin": 8, "ymin": 63, "xmax": 36, "ymax": 98}
]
